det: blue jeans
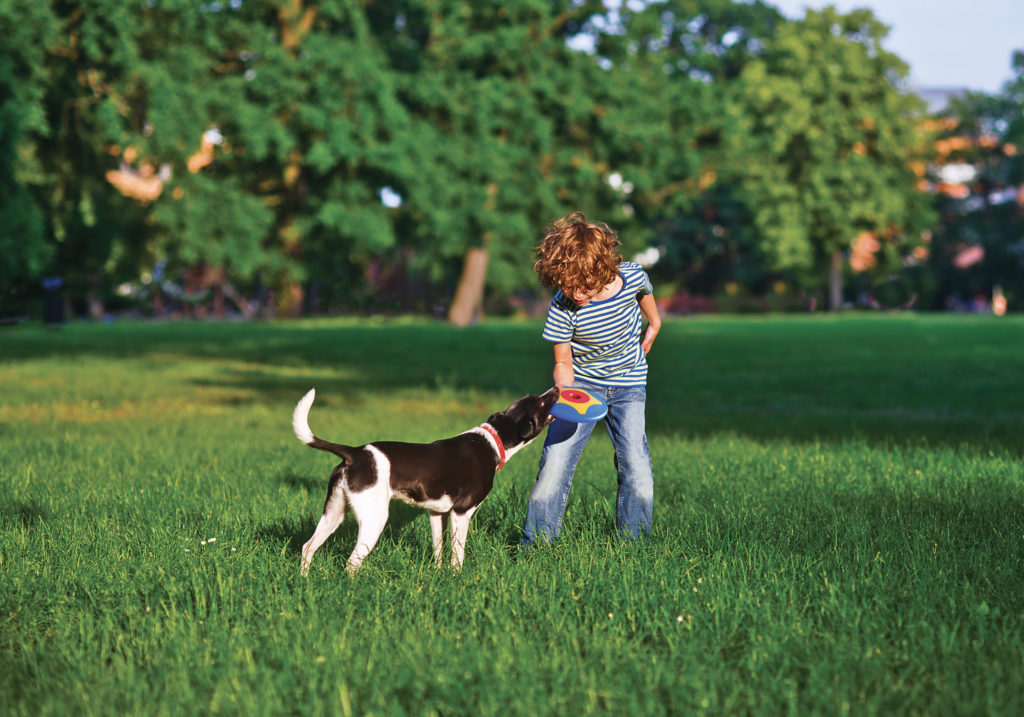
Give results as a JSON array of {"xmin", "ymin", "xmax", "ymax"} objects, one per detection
[{"xmin": 521, "ymin": 380, "xmax": 654, "ymax": 546}]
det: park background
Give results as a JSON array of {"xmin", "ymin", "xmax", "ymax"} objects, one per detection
[
  {"xmin": 2, "ymin": 0, "xmax": 1023, "ymax": 323},
  {"xmin": 4, "ymin": 2, "xmax": 1024, "ymax": 714}
]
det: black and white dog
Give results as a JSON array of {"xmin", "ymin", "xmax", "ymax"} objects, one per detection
[{"xmin": 292, "ymin": 387, "xmax": 559, "ymax": 573}]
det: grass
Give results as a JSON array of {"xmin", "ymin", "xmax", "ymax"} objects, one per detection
[{"xmin": 1, "ymin": 314, "xmax": 1023, "ymax": 715}]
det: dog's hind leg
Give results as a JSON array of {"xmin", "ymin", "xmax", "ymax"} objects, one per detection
[
  {"xmin": 450, "ymin": 505, "xmax": 479, "ymax": 570},
  {"xmin": 344, "ymin": 446, "xmax": 392, "ymax": 571},
  {"xmin": 301, "ymin": 483, "xmax": 347, "ymax": 576},
  {"xmin": 429, "ymin": 512, "xmax": 447, "ymax": 565},
  {"xmin": 345, "ymin": 492, "xmax": 388, "ymax": 572}
]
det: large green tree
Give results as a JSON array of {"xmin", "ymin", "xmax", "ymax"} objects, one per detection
[
  {"xmin": 139, "ymin": 0, "xmax": 400, "ymax": 316},
  {"xmin": 5, "ymin": 0, "xmax": 955, "ymax": 319},
  {"xmin": 3, "ymin": 0, "xmax": 272, "ymax": 315},
  {"xmin": 359, "ymin": 0, "xmax": 614, "ymax": 322},
  {"xmin": 595, "ymin": 0, "xmax": 783, "ymax": 294},
  {"xmin": 0, "ymin": 1, "xmax": 58, "ymax": 300},
  {"xmin": 725, "ymin": 7, "xmax": 934, "ymax": 309}
]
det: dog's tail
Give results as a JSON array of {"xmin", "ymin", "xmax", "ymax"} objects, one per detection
[{"xmin": 292, "ymin": 388, "xmax": 358, "ymax": 462}]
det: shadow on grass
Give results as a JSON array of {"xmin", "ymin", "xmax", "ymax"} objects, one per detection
[
  {"xmin": 256, "ymin": 479, "xmax": 424, "ymax": 562},
  {"xmin": 686, "ymin": 482, "xmax": 1024, "ymax": 616},
  {"xmin": 277, "ymin": 472, "xmax": 321, "ymax": 493},
  {"xmin": 0, "ymin": 499, "xmax": 50, "ymax": 527},
  {"xmin": 6, "ymin": 317, "xmax": 1024, "ymax": 456}
]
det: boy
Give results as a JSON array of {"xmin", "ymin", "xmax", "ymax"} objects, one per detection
[{"xmin": 522, "ymin": 211, "xmax": 661, "ymax": 545}]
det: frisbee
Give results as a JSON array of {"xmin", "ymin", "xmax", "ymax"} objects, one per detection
[{"xmin": 550, "ymin": 386, "xmax": 608, "ymax": 423}]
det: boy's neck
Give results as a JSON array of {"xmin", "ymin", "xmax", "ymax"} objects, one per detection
[
  {"xmin": 573, "ymin": 274, "xmax": 622, "ymax": 306},
  {"xmin": 594, "ymin": 275, "xmax": 623, "ymax": 300}
]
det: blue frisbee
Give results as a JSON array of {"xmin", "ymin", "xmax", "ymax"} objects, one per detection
[{"xmin": 549, "ymin": 386, "xmax": 608, "ymax": 423}]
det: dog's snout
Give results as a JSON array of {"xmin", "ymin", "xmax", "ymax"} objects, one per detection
[{"xmin": 538, "ymin": 387, "xmax": 560, "ymax": 422}]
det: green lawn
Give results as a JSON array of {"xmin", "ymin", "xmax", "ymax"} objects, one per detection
[{"xmin": 2, "ymin": 315, "xmax": 1022, "ymax": 715}]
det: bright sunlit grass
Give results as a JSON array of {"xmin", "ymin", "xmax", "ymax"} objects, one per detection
[{"xmin": 2, "ymin": 315, "xmax": 1022, "ymax": 714}]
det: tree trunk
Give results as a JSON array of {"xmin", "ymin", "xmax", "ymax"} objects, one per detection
[
  {"xmin": 87, "ymin": 294, "xmax": 105, "ymax": 320},
  {"xmin": 448, "ymin": 247, "xmax": 488, "ymax": 327},
  {"xmin": 829, "ymin": 247, "xmax": 844, "ymax": 311},
  {"xmin": 278, "ymin": 282, "xmax": 305, "ymax": 318}
]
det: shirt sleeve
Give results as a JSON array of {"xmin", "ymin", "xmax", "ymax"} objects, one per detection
[
  {"xmin": 541, "ymin": 296, "xmax": 574, "ymax": 343},
  {"xmin": 638, "ymin": 270, "xmax": 653, "ymax": 296},
  {"xmin": 622, "ymin": 262, "xmax": 653, "ymax": 295}
]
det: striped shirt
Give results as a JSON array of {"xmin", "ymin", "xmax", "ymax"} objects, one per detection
[{"xmin": 542, "ymin": 262, "xmax": 654, "ymax": 387}]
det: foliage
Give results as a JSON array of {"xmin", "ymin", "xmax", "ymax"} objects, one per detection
[
  {"xmin": 0, "ymin": 0, "xmax": 57, "ymax": 291},
  {"xmin": 918, "ymin": 54, "xmax": 1024, "ymax": 309},
  {"xmin": 601, "ymin": 0, "xmax": 783, "ymax": 294},
  {"xmin": 724, "ymin": 8, "xmax": 935, "ymax": 305},
  {"xmin": 2, "ymin": 1, "xmax": 1020, "ymax": 316},
  {"xmin": 355, "ymin": 0, "xmax": 615, "ymax": 300}
]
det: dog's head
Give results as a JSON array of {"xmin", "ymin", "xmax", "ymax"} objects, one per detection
[{"xmin": 487, "ymin": 387, "xmax": 560, "ymax": 450}]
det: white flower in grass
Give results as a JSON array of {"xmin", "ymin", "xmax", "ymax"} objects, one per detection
[
  {"xmin": 677, "ymin": 615, "xmax": 684, "ymax": 622},
  {"xmin": 608, "ymin": 612, "xmax": 614, "ymax": 619}
]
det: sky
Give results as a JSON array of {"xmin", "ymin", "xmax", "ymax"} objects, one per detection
[{"xmin": 768, "ymin": 0, "xmax": 1023, "ymax": 93}]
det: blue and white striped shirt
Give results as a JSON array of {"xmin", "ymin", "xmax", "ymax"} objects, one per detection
[{"xmin": 541, "ymin": 262, "xmax": 654, "ymax": 387}]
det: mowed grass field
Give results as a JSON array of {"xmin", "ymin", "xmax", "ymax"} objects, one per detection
[{"xmin": 2, "ymin": 315, "xmax": 1023, "ymax": 715}]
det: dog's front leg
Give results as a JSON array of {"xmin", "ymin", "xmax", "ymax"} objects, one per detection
[
  {"xmin": 449, "ymin": 505, "xmax": 478, "ymax": 570},
  {"xmin": 429, "ymin": 512, "xmax": 447, "ymax": 566}
]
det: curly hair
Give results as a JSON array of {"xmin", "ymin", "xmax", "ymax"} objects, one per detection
[{"xmin": 534, "ymin": 212, "xmax": 622, "ymax": 298}]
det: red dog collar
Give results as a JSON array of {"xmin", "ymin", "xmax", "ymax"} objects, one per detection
[{"xmin": 480, "ymin": 424, "xmax": 506, "ymax": 470}]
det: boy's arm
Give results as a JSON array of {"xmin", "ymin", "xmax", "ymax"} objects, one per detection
[
  {"xmin": 638, "ymin": 293, "xmax": 662, "ymax": 355},
  {"xmin": 553, "ymin": 342, "xmax": 574, "ymax": 387}
]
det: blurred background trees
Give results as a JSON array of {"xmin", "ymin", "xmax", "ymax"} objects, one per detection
[
  {"xmin": 2, "ymin": 0, "xmax": 1021, "ymax": 321},
  {"xmin": 725, "ymin": 7, "xmax": 935, "ymax": 310}
]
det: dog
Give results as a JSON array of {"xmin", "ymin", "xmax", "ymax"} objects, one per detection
[{"xmin": 292, "ymin": 387, "xmax": 559, "ymax": 573}]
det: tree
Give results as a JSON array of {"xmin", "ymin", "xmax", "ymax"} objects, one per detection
[
  {"xmin": 0, "ymin": 2, "xmax": 57, "ymax": 301},
  {"xmin": 593, "ymin": 0, "xmax": 783, "ymax": 295},
  {"xmin": 136, "ymin": 0, "xmax": 400, "ymax": 316},
  {"xmin": 3, "ymin": 1, "xmax": 272, "ymax": 315},
  {"xmin": 725, "ymin": 7, "xmax": 934, "ymax": 309},
  {"xmin": 7, "ymin": 0, "xmax": 172, "ymax": 317},
  {"xmin": 367, "ymin": 0, "xmax": 613, "ymax": 324},
  {"xmin": 920, "ymin": 51, "xmax": 1024, "ymax": 310}
]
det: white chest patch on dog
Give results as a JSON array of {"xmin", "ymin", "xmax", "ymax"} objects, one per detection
[{"xmin": 501, "ymin": 438, "xmax": 534, "ymax": 462}]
